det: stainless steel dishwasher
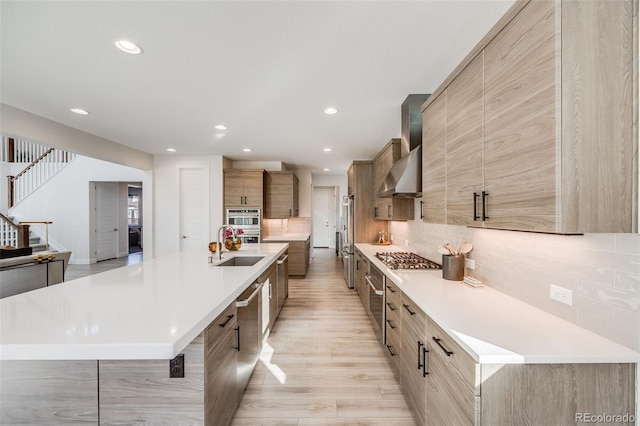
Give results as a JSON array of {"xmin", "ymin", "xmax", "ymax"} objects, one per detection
[
  {"xmin": 236, "ymin": 281, "xmax": 262, "ymax": 399},
  {"xmin": 277, "ymin": 253, "xmax": 288, "ymax": 316}
]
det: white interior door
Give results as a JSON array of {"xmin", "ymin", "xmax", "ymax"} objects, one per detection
[
  {"xmin": 95, "ymin": 182, "xmax": 118, "ymax": 262},
  {"xmin": 180, "ymin": 168, "xmax": 209, "ymax": 252},
  {"xmin": 312, "ymin": 188, "xmax": 332, "ymax": 247}
]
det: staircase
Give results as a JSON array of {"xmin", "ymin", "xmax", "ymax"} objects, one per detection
[
  {"xmin": 0, "ymin": 213, "xmax": 48, "ymax": 252},
  {"xmin": 4, "ymin": 136, "xmax": 77, "ymax": 208}
]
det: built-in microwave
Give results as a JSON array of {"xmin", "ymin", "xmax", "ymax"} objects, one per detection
[{"xmin": 226, "ymin": 209, "xmax": 261, "ymax": 243}]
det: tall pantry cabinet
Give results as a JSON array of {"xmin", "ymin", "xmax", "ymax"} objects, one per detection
[{"xmin": 421, "ymin": 0, "xmax": 637, "ymax": 234}]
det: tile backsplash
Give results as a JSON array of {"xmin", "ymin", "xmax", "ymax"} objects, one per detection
[
  {"xmin": 263, "ymin": 217, "xmax": 311, "ymax": 237},
  {"xmin": 389, "ymin": 205, "xmax": 640, "ymax": 351}
]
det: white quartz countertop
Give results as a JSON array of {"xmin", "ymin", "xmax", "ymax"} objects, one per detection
[
  {"xmin": 0, "ymin": 243, "xmax": 288, "ymax": 361},
  {"xmin": 356, "ymin": 243, "xmax": 640, "ymax": 364},
  {"xmin": 263, "ymin": 233, "xmax": 310, "ymax": 241}
]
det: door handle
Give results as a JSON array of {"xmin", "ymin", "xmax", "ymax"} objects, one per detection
[
  {"xmin": 113, "ymin": 228, "xmax": 118, "ymax": 231},
  {"xmin": 182, "ymin": 235, "xmax": 187, "ymax": 239},
  {"xmin": 366, "ymin": 274, "xmax": 384, "ymax": 296},
  {"xmin": 473, "ymin": 192, "xmax": 480, "ymax": 221},
  {"xmin": 236, "ymin": 283, "xmax": 263, "ymax": 308},
  {"xmin": 482, "ymin": 191, "xmax": 489, "ymax": 221}
]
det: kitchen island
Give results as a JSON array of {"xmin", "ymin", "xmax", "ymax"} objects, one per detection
[{"xmin": 0, "ymin": 243, "xmax": 288, "ymax": 425}]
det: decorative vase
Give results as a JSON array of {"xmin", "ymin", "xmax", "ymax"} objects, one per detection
[
  {"xmin": 224, "ymin": 237, "xmax": 242, "ymax": 251},
  {"xmin": 442, "ymin": 254, "xmax": 464, "ymax": 281}
]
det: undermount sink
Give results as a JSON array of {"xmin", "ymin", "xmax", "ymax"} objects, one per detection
[{"xmin": 213, "ymin": 256, "xmax": 264, "ymax": 267}]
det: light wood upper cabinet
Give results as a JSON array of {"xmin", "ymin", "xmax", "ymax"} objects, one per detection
[
  {"xmin": 348, "ymin": 161, "xmax": 380, "ymax": 244},
  {"xmin": 446, "ymin": 54, "xmax": 485, "ymax": 226},
  {"xmin": 372, "ymin": 139, "xmax": 414, "ymax": 221},
  {"xmin": 264, "ymin": 171, "xmax": 299, "ymax": 219},
  {"xmin": 421, "ymin": 0, "xmax": 637, "ymax": 233},
  {"xmin": 224, "ymin": 170, "xmax": 264, "ymax": 209},
  {"xmin": 483, "ymin": 0, "xmax": 558, "ymax": 231},
  {"xmin": 422, "ymin": 94, "xmax": 447, "ymax": 224}
]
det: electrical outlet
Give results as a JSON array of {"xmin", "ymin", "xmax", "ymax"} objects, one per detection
[
  {"xmin": 390, "ymin": 235, "xmax": 394, "ymax": 242},
  {"xmin": 465, "ymin": 258, "xmax": 475, "ymax": 270},
  {"xmin": 170, "ymin": 354, "xmax": 185, "ymax": 378},
  {"xmin": 404, "ymin": 240, "xmax": 409, "ymax": 246},
  {"xmin": 550, "ymin": 284, "xmax": 573, "ymax": 306}
]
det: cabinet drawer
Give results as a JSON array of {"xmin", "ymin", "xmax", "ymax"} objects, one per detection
[
  {"xmin": 206, "ymin": 303, "xmax": 237, "ymax": 354},
  {"xmin": 385, "ymin": 280, "xmax": 402, "ymax": 307},
  {"xmin": 427, "ymin": 317, "xmax": 479, "ymax": 395},
  {"xmin": 385, "ymin": 321, "xmax": 401, "ymax": 358},
  {"xmin": 401, "ymin": 293, "xmax": 427, "ymax": 337}
]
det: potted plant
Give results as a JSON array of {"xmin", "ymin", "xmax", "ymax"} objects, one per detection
[{"xmin": 224, "ymin": 228, "xmax": 244, "ymax": 251}]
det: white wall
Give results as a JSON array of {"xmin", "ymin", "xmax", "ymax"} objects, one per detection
[
  {"xmin": 293, "ymin": 169, "xmax": 312, "ymax": 217},
  {"xmin": 1, "ymin": 104, "xmax": 153, "ymax": 170},
  {"xmin": 9, "ymin": 156, "xmax": 149, "ymax": 264},
  {"xmin": 389, "ymin": 201, "xmax": 640, "ymax": 353},
  {"xmin": 153, "ymin": 155, "xmax": 224, "ymax": 258}
]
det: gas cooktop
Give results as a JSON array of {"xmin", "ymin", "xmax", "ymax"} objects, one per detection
[{"xmin": 375, "ymin": 252, "xmax": 442, "ymax": 270}]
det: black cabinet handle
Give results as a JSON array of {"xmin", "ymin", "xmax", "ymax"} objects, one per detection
[
  {"xmin": 482, "ymin": 191, "xmax": 489, "ymax": 221},
  {"xmin": 386, "ymin": 302, "xmax": 396, "ymax": 311},
  {"xmin": 386, "ymin": 345, "xmax": 397, "ymax": 357},
  {"xmin": 374, "ymin": 207, "xmax": 378, "ymax": 218},
  {"xmin": 289, "ymin": 208, "xmax": 292, "ymax": 217},
  {"xmin": 432, "ymin": 336, "xmax": 453, "ymax": 356},
  {"xmin": 473, "ymin": 192, "xmax": 480, "ymax": 221},
  {"xmin": 388, "ymin": 205, "xmax": 391, "ymax": 217},
  {"xmin": 219, "ymin": 314, "xmax": 235, "ymax": 328},
  {"xmin": 417, "ymin": 341, "xmax": 424, "ymax": 370},
  {"xmin": 356, "ymin": 260, "xmax": 360, "ymax": 271},
  {"xmin": 420, "ymin": 201, "xmax": 424, "ymax": 219},
  {"xmin": 234, "ymin": 326, "xmax": 240, "ymax": 351},
  {"xmin": 403, "ymin": 304, "xmax": 416, "ymax": 315},
  {"xmin": 386, "ymin": 319, "xmax": 396, "ymax": 330},
  {"xmin": 422, "ymin": 345, "xmax": 429, "ymax": 377},
  {"xmin": 386, "ymin": 285, "xmax": 396, "ymax": 293}
]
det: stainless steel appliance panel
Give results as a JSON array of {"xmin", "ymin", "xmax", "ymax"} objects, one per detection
[
  {"xmin": 236, "ymin": 282, "xmax": 262, "ymax": 399},
  {"xmin": 342, "ymin": 196, "xmax": 355, "ymax": 288},
  {"xmin": 366, "ymin": 264, "xmax": 385, "ymax": 342},
  {"xmin": 277, "ymin": 254, "xmax": 288, "ymax": 316},
  {"xmin": 226, "ymin": 208, "xmax": 261, "ymax": 243}
]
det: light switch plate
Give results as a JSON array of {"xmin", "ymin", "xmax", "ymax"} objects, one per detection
[{"xmin": 465, "ymin": 258, "xmax": 475, "ymax": 270}]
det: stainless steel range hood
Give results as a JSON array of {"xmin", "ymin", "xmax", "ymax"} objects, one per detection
[{"xmin": 377, "ymin": 94, "xmax": 430, "ymax": 198}]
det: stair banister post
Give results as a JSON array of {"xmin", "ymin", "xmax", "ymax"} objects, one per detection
[
  {"xmin": 7, "ymin": 175, "xmax": 14, "ymax": 208},
  {"xmin": 16, "ymin": 224, "xmax": 30, "ymax": 249}
]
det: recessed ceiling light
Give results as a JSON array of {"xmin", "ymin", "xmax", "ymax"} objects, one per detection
[
  {"xmin": 114, "ymin": 39, "xmax": 143, "ymax": 55},
  {"xmin": 70, "ymin": 108, "xmax": 89, "ymax": 115},
  {"xmin": 323, "ymin": 148, "xmax": 332, "ymax": 152},
  {"xmin": 323, "ymin": 168, "xmax": 330, "ymax": 172},
  {"xmin": 242, "ymin": 148, "xmax": 252, "ymax": 153},
  {"xmin": 324, "ymin": 107, "xmax": 338, "ymax": 115},
  {"xmin": 166, "ymin": 148, "xmax": 176, "ymax": 152},
  {"xmin": 215, "ymin": 124, "xmax": 227, "ymax": 131}
]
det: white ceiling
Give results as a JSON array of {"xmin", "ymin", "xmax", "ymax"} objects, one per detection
[{"xmin": 1, "ymin": 1, "xmax": 514, "ymax": 175}]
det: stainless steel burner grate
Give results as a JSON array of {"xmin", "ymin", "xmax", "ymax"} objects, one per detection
[{"xmin": 375, "ymin": 252, "xmax": 441, "ymax": 270}]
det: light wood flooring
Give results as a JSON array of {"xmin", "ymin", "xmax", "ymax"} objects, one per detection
[
  {"xmin": 232, "ymin": 249, "xmax": 415, "ymax": 426},
  {"xmin": 64, "ymin": 252, "xmax": 143, "ymax": 281}
]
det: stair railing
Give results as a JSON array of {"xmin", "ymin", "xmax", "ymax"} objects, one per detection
[
  {"xmin": 7, "ymin": 147, "xmax": 77, "ymax": 208},
  {"xmin": 19, "ymin": 221, "xmax": 52, "ymax": 251},
  {"xmin": 0, "ymin": 212, "xmax": 30, "ymax": 248}
]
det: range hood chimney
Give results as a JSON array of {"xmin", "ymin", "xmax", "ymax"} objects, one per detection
[{"xmin": 378, "ymin": 94, "xmax": 430, "ymax": 198}]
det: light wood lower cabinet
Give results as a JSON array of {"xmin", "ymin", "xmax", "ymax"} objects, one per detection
[
  {"xmin": 266, "ymin": 239, "xmax": 309, "ymax": 276},
  {"xmin": 354, "ymin": 249, "xmax": 369, "ymax": 310},
  {"xmin": 399, "ymin": 291, "xmax": 428, "ymax": 426},
  {"xmin": 99, "ymin": 302, "xmax": 239, "ymax": 426},
  {"xmin": 384, "ymin": 279, "xmax": 402, "ymax": 379},
  {"xmin": 378, "ymin": 278, "xmax": 636, "ymax": 426}
]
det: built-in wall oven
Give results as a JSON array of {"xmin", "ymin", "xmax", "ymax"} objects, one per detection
[
  {"xmin": 226, "ymin": 209, "xmax": 261, "ymax": 243},
  {"xmin": 366, "ymin": 263, "xmax": 385, "ymax": 342}
]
